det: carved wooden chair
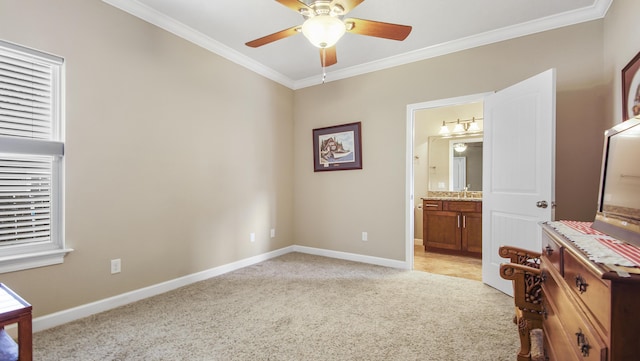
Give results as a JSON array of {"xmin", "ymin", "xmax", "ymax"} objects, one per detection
[{"xmin": 499, "ymin": 246, "xmax": 544, "ymax": 361}]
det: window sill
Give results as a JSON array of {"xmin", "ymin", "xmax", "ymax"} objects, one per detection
[{"xmin": 0, "ymin": 248, "xmax": 74, "ymax": 274}]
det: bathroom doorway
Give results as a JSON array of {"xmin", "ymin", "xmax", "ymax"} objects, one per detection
[
  {"xmin": 406, "ymin": 93, "xmax": 488, "ymax": 280},
  {"xmin": 406, "ymin": 70, "xmax": 556, "ymax": 292}
]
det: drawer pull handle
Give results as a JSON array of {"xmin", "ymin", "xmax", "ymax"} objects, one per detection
[
  {"xmin": 575, "ymin": 274, "xmax": 588, "ymax": 294},
  {"xmin": 541, "ymin": 305, "xmax": 548, "ymax": 319},
  {"xmin": 575, "ymin": 329, "xmax": 591, "ymax": 357},
  {"xmin": 424, "ymin": 204, "xmax": 439, "ymax": 208},
  {"xmin": 544, "ymin": 245, "xmax": 554, "ymax": 256},
  {"xmin": 540, "ymin": 271, "xmax": 547, "ymax": 283}
]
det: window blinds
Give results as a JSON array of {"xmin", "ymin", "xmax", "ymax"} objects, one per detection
[
  {"xmin": 0, "ymin": 43, "xmax": 61, "ymax": 247},
  {"xmin": 0, "ymin": 52, "xmax": 53, "ymax": 140},
  {"xmin": 0, "ymin": 156, "xmax": 52, "ymax": 245}
]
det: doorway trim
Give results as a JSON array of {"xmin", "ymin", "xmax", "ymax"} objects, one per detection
[{"xmin": 405, "ymin": 92, "xmax": 492, "ymax": 270}]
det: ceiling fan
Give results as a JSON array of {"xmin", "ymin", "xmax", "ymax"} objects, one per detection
[{"xmin": 245, "ymin": 0, "xmax": 412, "ymax": 68}]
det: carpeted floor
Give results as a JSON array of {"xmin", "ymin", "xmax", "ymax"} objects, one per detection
[{"xmin": 34, "ymin": 253, "xmax": 518, "ymax": 360}]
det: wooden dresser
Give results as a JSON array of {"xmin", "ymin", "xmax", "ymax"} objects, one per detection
[
  {"xmin": 540, "ymin": 223, "xmax": 640, "ymax": 361},
  {"xmin": 422, "ymin": 198, "xmax": 482, "ymax": 255}
]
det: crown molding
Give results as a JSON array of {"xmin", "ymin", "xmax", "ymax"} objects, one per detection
[
  {"xmin": 293, "ymin": 0, "xmax": 613, "ymax": 89},
  {"xmin": 103, "ymin": 0, "xmax": 611, "ymax": 90},
  {"xmin": 102, "ymin": 0, "xmax": 295, "ymax": 89}
]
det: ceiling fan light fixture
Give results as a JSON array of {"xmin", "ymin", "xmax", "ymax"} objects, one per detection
[{"xmin": 301, "ymin": 15, "xmax": 346, "ymax": 48}]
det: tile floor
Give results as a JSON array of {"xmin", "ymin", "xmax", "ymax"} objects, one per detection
[{"xmin": 413, "ymin": 244, "xmax": 482, "ymax": 281}]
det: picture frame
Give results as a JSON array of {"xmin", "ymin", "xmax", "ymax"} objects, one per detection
[
  {"xmin": 312, "ymin": 122, "xmax": 362, "ymax": 172},
  {"xmin": 622, "ymin": 50, "xmax": 640, "ymax": 121}
]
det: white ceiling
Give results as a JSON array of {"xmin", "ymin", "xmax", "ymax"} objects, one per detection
[{"xmin": 103, "ymin": 0, "xmax": 611, "ymax": 89}]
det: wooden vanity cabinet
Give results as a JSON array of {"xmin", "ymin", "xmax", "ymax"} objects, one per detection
[
  {"xmin": 422, "ymin": 199, "xmax": 482, "ymax": 255},
  {"xmin": 461, "ymin": 211, "xmax": 482, "ymax": 253}
]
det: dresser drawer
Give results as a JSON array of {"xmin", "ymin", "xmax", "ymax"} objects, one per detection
[
  {"xmin": 563, "ymin": 249, "xmax": 611, "ymax": 334},
  {"xmin": 542, "ymin": 268, "xmax": 607, "ymax": 361},
  {"xmin": 541, "ymin": 231, "xmax": 563, "ymax": 275},
  {"xmin": 444, "ymin": 200, "xmax": 480, "ymax": 212},
  {"xmin": 541, "ymin": 267, "xmax": 580, "ymax": 361},
  {"xmin": 542, "ymin": 296, "xmax": 580, "ymax": 361},
  {"xmin": 422, "ymin": 200, "xmax": 442, "ymax": 211}
]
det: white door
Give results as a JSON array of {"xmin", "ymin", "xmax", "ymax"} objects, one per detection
[{"xmin": 482, "ymin": 69, "xmax": 556, "ymax": 295}]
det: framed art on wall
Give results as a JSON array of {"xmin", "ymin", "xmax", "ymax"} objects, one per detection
[
  {"xmin": 622, "ymin": 50, "xmax": 640, "ymax": 121},
  {"xmin": 312, "ymin": 122, "xmax": 362, "ymax": 172}
]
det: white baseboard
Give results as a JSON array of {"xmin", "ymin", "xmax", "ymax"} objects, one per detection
[
  {"xmin": 33, "ymin": 245, "xmax": 407, "ymax": 332},
  {"xmin": 293, "ymin": 245, "xmax": 409, "ymax": 269}
]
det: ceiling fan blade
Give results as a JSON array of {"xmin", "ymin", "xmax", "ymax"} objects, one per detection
[
  {"xmin": 320, "ymin": 46, "xmax": 337, "ymax": 67},
  {"xmin": 331, "ymin": 0, "xmax": 364, "ymax": 14},
  {"xmin": 344, "ymin": 18, "xmax": 412, "ymax": 41},
  {"xmin": 275, "ymin": 0, "xmax": 313, "ymax": 14},
  {"xmin": 245, "ymin": 26, "xmax": 301, "ymax": 48}
]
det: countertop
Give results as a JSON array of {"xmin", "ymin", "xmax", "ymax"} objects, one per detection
[{"xmin": 421, "ymin": 197, "xmax": 482, "ymax": 202}]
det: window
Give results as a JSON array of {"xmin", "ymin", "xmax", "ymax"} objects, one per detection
[{"xmin": 0, "ymin": 40, "xmax": 71, "ymax": 273}]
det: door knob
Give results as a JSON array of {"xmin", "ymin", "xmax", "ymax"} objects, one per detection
[{"xmin": 536, "ymin": 200, "xmax": 548, "ymax": 208}]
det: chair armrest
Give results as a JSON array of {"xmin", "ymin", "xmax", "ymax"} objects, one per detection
[
  {"xmin": 499, "ymin": 262, "xmax": 541, "ymax": 280},
  {"xmin": 499, "ymin": 246, "xmax": 542, "ymax": 268}
]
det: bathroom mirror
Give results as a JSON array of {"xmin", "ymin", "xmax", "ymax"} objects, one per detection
[{"xmin": 428, "ymin": 134, "xmax": 483, "ymax": 191}]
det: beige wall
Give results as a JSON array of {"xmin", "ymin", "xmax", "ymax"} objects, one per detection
[
  {"xmin": 293, "ymin": 20, "xmax": 608, "ymax": 262},
  {"xmin": 0, "ymin": 0, "xmax": 294, "ymax": 317}
]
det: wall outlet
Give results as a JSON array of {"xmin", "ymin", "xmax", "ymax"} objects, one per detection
[
  {"xmin": 250, "ymin": 232, "xmax": 256, "ymax": 243},
  {"xmin": 362, "ymin": 232, "xmax": 368, "ymax": 241},
  {"xmin": 111, "ymin": 258, "xmax": 121, "ymax": 274},
  {"xmin": 270, "ymin": 229, "xmax": 276, "ymax": 238}
]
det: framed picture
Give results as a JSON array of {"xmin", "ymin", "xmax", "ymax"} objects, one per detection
[
  {"xmin": 622, "ymin": 50, "xmax": 640, "ymax": 121},
  {"xmin": 312, "ymin": 122, "xmax": 362, "ymax": 172}
]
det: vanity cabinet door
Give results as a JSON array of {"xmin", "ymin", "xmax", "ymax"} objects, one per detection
[
  {"xmin": 423, "ymin": 210, "xmax": 461, "ymax": 251},
  {"xmin": 462, "ymin": 212, "xmax": 482, "ymax": 253}
]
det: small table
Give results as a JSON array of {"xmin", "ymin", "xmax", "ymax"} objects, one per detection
[{"xmin": 0, "ymin": 283, "xmax": 32, "ymax": 361}]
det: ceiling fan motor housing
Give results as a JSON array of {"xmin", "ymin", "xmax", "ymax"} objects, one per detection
[{"xmin": 299, "ymin": 1, "xmax": 345, "ymax": 18}]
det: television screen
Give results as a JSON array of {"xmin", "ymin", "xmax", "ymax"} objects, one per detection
[
  {"xmin": 593, "ymin": 117, "xmax": 640, "ymax": 246},
  {"xmin": 601, "ymin": 122, "xmax": 640, "ymax": 218}
]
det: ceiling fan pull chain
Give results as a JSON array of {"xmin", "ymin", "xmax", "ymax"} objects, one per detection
[{"xmin": 322, "ymin": 48, "xmax": 326, "ymax": 84}]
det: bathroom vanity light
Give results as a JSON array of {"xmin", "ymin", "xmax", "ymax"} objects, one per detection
[
  {"xmin": 439, "ymin": 117, "xmax": 482, "ymax": 135},
  {"xmin": 439, "ymin": 121, "xmax": 450, "ymax": 135}
]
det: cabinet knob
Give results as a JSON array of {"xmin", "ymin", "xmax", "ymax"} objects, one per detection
[
  {"xmin": 544, "ymin": 245, "xmax": 554, "ymax": 256},
  {"xmin": 575, "ymin": 329, "xmax": 591, "ymax": 357},
  {"xmin": 575, "ymin": 274, "xmax": 588, "ymax": 294}
]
